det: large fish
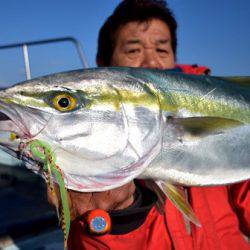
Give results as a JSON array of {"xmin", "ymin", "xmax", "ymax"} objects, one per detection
[{"xmin": 0, "ymin": 67, "xmax": 249, "ymax": 193}]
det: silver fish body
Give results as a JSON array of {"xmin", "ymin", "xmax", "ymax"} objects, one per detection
[{"xmin": 0, "ymin": 67, "xmax": 249, "ymax": 191}]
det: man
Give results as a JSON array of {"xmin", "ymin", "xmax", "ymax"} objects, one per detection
[{"xmin": 65, "ymin": 1, "xmax": 250, "ymax": 249}]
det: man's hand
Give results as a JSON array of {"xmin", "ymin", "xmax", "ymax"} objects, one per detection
[{"xmin": 47, "ymin": 181, "xmax": 136, "ymax": 221}]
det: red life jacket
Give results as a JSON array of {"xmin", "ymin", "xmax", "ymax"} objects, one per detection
[
  {"xmin": 68, "ymin": 182, "xmax": 250, "ymax": 250},
  {"xmin": 67, "ymin": 65, "xmax": 250, "ymax": 250},
  {"xmin": 176, "ymin": 64, "xmax": 211, "ymax": 75}
]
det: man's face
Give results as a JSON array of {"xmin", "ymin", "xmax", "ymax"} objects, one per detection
[{"xmin": 111, "ymin": 19, "xmax": 175, "ymax": 69}]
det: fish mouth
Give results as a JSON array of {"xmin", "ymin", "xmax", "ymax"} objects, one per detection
[
  {"xmin": 0, "ymin": 108, "xmax": 38, "ymax": 166},
  {"xmin": 0, "ymin": 100, "xmax": 33, "ymax": 157},
  {"xmin": 0, "ymin": 110, "xmax": 31, "ymax": 140}
]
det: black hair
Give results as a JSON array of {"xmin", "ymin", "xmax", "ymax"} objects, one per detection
[{"xmin": 96, "ymin": 0, "xmax": 177, "ymax": 66}]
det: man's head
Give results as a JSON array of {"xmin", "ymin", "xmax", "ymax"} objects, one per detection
[{"xmin": 96, "ymin": 0, "xmax": 177, "ymax": 69}]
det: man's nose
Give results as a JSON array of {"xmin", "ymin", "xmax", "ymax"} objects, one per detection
[{"xmin": 141, "ymin": 49, "xmax": 163, "ymax": 69}]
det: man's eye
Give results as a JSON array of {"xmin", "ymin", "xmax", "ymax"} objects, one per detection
[
  {"xmin": 126, "ymin": 48, "xmax": 140, "ymax": 54},
  {"xmin": 157, "ymin": 48, "xmax": 168, "ymax": 55}
]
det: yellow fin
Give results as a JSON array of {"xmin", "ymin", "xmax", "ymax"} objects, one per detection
[
  {"xmin": 158, "ymin": 181, "xmax": 200, "ymax": 227},
  {"xmin": 170, "ymin": 116, "xmax": 242, "ymax": 137}
]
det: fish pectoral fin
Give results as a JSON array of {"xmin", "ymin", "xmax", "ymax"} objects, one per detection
[
  {"xmin": 168, "ymin": 116, "xmax": 243, "ymax": 137},
  {"xmin": 157, "ymin": 181, "xmax": 201, "ymax": 227}
]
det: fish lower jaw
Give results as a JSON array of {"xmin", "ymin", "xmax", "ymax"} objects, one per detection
[
  {"xmin": 0, "ymin": 115, "xmax": 32, "ymax": 140},
  {"xmin": 0, "ymin": 128, "xmax": 31, "ymax": 142}
]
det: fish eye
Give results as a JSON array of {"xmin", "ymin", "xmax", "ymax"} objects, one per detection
[{"xmin": 53, "ymin": 93, "xmax": 77, "ymax": 112}]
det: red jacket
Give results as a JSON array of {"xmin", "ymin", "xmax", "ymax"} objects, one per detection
[
  {"xmin": 175, "ymin": 64, "xmax": 211, "ymax": 75},
  {"xmin": 68, "ymin": 182, "xmax": 250, "ymax": 250},
  {"xmin": 67, "ymin": 65, "xmax": 250, "ymax": 249}
]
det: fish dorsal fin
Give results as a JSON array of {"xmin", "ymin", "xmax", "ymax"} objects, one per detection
[
  {"xmin": 157, "ymin": 181, "xmax": 200, "ymax": 226},
  {"xmin": 219, "ymin": 76, "xmax": 250, "ymax": 87},
  {"xmin": 167, "ymin": 116, "xmax": 243, "ymax": 137}
]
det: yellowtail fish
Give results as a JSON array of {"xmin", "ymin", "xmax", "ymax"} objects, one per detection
[
  {"xmin": 0, "ymin": 67, "xmax": 250, "ymax": 243},
  {"xmin": 0, "ymin": 67, "xmax": 249, "ymax": 192}
]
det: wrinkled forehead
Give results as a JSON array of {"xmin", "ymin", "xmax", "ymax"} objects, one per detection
[{"xmin": 115, "ymin": 18, "xmax": 172, "ymax": 45}]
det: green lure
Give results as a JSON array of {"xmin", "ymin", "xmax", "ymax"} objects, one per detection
[{"xmin": 29, "ymin": 140, "xmax": 70, "ymax": 249}]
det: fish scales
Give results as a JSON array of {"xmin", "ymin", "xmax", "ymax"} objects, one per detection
[{"xmin": 0, "ymin": 67, "xmax": 249, "ymax": 191}]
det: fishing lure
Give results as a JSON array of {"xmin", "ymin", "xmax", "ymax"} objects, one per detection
[{"xmin": 29, "ymin": 140, "xmax": 70, "ymax": 249}]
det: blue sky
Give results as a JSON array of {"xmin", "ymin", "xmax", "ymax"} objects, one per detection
[{"xmin": 0, "ymin": 0, "xmax": 249, "ymax": 87}]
